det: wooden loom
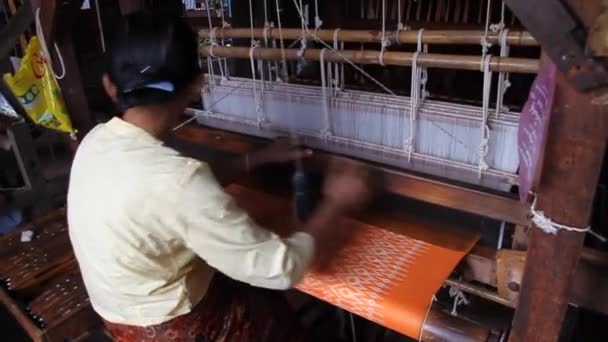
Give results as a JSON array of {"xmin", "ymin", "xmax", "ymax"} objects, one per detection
[
  {"xmin": 176, "ymin": 0, "xmax": 608, "ymax": 341},
  {"xmin": 0, "ymin": 0, "xmax": 606, "ymax": 341}
]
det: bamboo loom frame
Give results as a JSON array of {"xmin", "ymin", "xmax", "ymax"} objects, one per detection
[
  {"xmin": 199, "ymin": 27, "xmax": 539, "ymax": 47},
  {"xmin": 200, "ymin": 46, "xmax": 539, "ymax": 73}
]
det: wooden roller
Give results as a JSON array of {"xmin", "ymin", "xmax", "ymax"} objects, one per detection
[
  {"xmin": 200, "ymin": 46, "xmax": 539, "ymax": 74},
  {"xmin": 199, "ymin": 27, "xmax": 539, "ymax": 47}
]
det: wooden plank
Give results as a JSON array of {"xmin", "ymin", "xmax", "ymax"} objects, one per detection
[
  {"xmin": 0, "ymin": 288, "xmax": 43, "ymax": 342},
  {"xmin": 173, "ymin": 122, "xmax": 530, "ymax": 226},
  {"xmin": 509, "ymin": 52, "xmax": 608, "ymax": 342},
  {"xmin": 0, "ymin": 0, "xmax": 32, "ymax": 60},
  {"xmin": 7, "ymin": 0, "xmax": 28, "ymax": 54}
]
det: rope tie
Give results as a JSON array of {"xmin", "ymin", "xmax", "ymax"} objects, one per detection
[
  {"xmin": 379, "ymin": 39, "xmax": 390, "ymax": 66},
  {"xmin": 262, "ymin": 24, "xmax": 273, "ymax": 85},
  {"xmin": 332, "ymin": 28, "xmax": 342, "ymax": 90},
  {"xmin": 495, "ymin": 28, "xmax": 511, "ymax": 117},
  {"xmin": 249, "ymin": 44, "xmax": 264, "ymax": 127},
  {"xmin": 529, "ymin": 194, "xmax": 607, "ymax": 242},
  {"xmin": 298, "ymin": 39, "xmax": 307, "ymax": 58},
  {"xmin": 478, "ymin": 54, "xmax": 493, "ymax": 177},
  {"xmin": 490, "ymin": 0, "xmax": 506, "ymax": 32},
  {"xmin": 449, "ymin": 286, "xmax": 469, "ymax": 316},
  {"xmin": 407, "ymin": 51, "xmax": 423, "ymax": 161},
  {"xmin": 209, "ymin": 27, "xmax": 220, "ymax": 58},
  {"xmin": 417, "ymin": 29, "xmax": 429, "ymax": 99},
  {"xmin": 314, "ymin": 0, "xmax": 323, "ymax": 32},
  {"xmin": 275, "ymin": 0, "xmax": 289, "ymax": 81},
  {"xmin": 320, "ymin": 48, "xmax": 332, "ymax": 141},
  {"xmin": 530, "ymin": 195, "xmax": 591, "ymax": 235},
  {"xmin": 205, "ymin": 1, "xmax": 225, "ymax": 80},
  {"xmin": 263, "ymin": 0, "xmax": 269, "ymax": 28},
  {"xmin": 481, "ymin": 0, "xmax": 493, "ymax": 59},
  {"xmin": 397, "ymin": 0, "xmax": 404, "ymax": 31},
  {"xmin": 395, "ymin": 25, "xmax": 409, "ymax": 45},
  {"xmin": 314, "ymin": 16, "xmax": 323, "ymax": 30},
  {"xmin": 379, "ymin": 0, "xmax": 388, "ymax": 62},
  {"xmin": 208, "ymin": 43, "xmax": 218, "ymax": 58}
]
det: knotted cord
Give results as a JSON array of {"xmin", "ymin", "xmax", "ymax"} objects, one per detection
[
  {"xmin": 289, "ymin": 0, "xmax": 479, "ymax": 159},
  {"xmin": 320, "ymin": 48, "xmax": 332, "ymax": 141},
  {"xmin": 478, "ymin": 55, "xmax": 493, "ymax": 178}
]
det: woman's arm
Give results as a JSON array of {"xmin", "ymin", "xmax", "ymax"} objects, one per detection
[
  {"xmin": 176, "ymin": 160, "xmax": 372, "ymax": 290},
  {"xmin": 209, "ymin": 139, "xmax": 312, "ymax": 186}
]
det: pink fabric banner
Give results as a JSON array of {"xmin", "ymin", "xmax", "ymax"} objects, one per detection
[{"xmin": 518, "ymin": 63, "xmax": 558, "ymax": 202}]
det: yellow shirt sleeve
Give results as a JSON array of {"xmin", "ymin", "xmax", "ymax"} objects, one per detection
[{"xmin": 173, "ymin": 160, "xmax": 315, "ymax": 290}]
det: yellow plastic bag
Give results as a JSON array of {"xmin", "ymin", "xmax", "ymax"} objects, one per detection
[{"xmin": 3, "ymin": 36, "xmax": 76, "ymax": 136}]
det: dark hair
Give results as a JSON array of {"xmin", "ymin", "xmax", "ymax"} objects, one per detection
[{"xmin": 105, "ymin": 11, "xmax": 201, "ymax": 113}]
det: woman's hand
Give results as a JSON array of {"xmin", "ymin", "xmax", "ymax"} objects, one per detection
[
  {"xmin": 254, "ymin": 138, "xmax": 313, "ymax": 164},
  {"xmin": 322, "ymin": 160, "xmax": 374, "ymax": 212}
]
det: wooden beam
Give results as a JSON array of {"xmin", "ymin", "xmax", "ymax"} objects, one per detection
[
  {"xmin": 461, "ymin": 245, "xmax": 608, "ymax": 315},
  {"xmin": 509, "ymin": 38, "xmax": 608, "ymax": 342},
  {"xmin": 505, "ymin": 0, "xmax": 608, "ymax": 91},
  {"xmin": 200, "ymin": 46, "xmax": 540, "ymax": 74},
  {"xmin": 199, "ymin": 27, "xmax": 539, "ymax": 46},
  {"xmin": 173, "ymin": 122, "xmax": 530, "ymax": 226}
]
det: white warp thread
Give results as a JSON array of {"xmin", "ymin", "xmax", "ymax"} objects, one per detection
[{"xmin": 379, "ymin": 0, "xmax": 390, "ymax": 66}]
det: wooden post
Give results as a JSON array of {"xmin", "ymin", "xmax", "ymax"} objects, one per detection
[
  {"xmin": 32, "ymin": 0, "xmax": 94, "ymax": 139},
  {"xmin": 509, "ymin": 0, "xmax": 607, "ymax": 340},
  {"xmin": 508, "ymin": 62, "xmax": 608, "ymax": 341},
  {"xmin": 118, "ymin": 0, "xmax": 145, "ymax": 15}
]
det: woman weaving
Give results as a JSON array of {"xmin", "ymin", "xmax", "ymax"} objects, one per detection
[{"xmin": 67, "ymin": 11, "xmax": 371, "ymax": 342}]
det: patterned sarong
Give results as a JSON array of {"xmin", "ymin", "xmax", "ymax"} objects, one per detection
[{"xmin": 104, "ymin": 273, "xmax": 307, "ymax": 342}]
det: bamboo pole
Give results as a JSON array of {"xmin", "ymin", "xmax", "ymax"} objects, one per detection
[
  {"xmin": 200, "ymin": 46, "xmax": 539, "ymax": 74},
  {"xmin": 199, "ymin": 27, "xmax": 539, "ymax": 46}
]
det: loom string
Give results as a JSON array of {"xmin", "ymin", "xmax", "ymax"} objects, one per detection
[
  {"xmin": 219, "ymin": 0, "xmax": 230, "ymax": 77},
  {"xmin": 203, "ymin": 0, "xmax": 217, "ymax": 86},
  {"xmin": 290, "ymin": 1, "xmax": 480, "ymax": 157},
  {"xmin": 172, "ymin": 78, "xmax": 252, "ymax": 131},
  {"xmin": 205, "ymin": 0, "xmax": 225, "ymax": 79},
  {"xmin": 275, "ymin": 0, "xmax": 289, "ymax": 81}
]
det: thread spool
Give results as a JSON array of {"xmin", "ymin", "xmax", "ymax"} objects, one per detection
[{"xmin": 292, "ymin": 170, "xmax": 314, "ymax": 222}]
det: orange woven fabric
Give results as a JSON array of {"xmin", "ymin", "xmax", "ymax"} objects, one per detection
[{"xmin": 227, "ymin": 184, "xmax": 477, "ymax": 339}]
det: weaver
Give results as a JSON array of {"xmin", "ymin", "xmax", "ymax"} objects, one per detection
[{"xmin": 67, "ymin": 11, "xmax": 374, "ymax": 342}]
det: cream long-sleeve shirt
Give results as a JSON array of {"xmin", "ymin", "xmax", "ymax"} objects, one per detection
[{"xmin": 67, "ymin": 117, "xmax": 315, "ymax": 326}]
